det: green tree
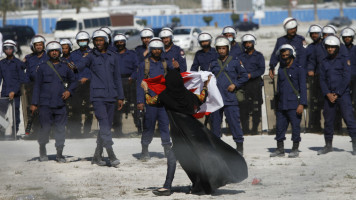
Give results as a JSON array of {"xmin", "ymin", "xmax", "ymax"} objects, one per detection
[
  {"xmin": 138, "ymin": 19, "xmax": 147, "ymax": 26},
  {"xmin": 0, "ymin": 0, "xmax": 17, "ymax": 26},
  {"xmin": 69, "ymin": 0, "xmax": 91, "ymax": 14},
  {"xmin": 230, "ymin": 13, "xmax": 240, "ymax": 24},
  {"xmin": 171, "ymin": 17, "xmax": 181, "ymax": 24},
  {"xmin": 203, "ymin": 16, "xmax": 213, "ymax": 26}
]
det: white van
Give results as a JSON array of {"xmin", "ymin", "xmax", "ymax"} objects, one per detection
[{"xmin": 54, "ymin": 13, "xmax": 111, "ymax": 41}]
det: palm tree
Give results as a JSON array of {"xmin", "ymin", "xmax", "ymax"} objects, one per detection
[{"xmin": 0, "ymin": 0, "xmax": 17, "ymax": 26}]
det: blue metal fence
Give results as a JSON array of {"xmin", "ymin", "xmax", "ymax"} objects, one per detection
[{"xmin": 0, "ymin": 7, "xmax": 355, "ymax": 34}]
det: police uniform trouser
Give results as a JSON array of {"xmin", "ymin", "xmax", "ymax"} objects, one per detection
[
  {"xmin": 14, "ymin": 96, "xmax": 21, "ymax": 132},
  {"xmin": 275, "ymin": 109, "xmax": 302, "ymax": 142},
  {"xmin": 141, "ymin": 104, "xmax": 171, "ymax": 146},
  {"xmin": 351, "ymin": 76, "xmax": 356, "ymax": 117},
  {"xmin": 38, "ymin": 106, "xmax": 67, "ymax": 147},
  {"xmin": 210, "ymin": 105, "xmax": 244, "ymax": 143},
  {"xmin": 92, "ymin": 101, "xmax": 115, "ymax": 148},
  {"xmin": 323, "ymin": 93, "xmax": 356, "ymax": 141}
]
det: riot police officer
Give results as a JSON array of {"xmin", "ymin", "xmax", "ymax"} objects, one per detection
[
  {"xmin": 306, "ymin": 24, "xmax": 323, "ymax": 133},
  {"xmin": 222, "ymin": 26, "xmax": 243, "ymax": 59},
  {"xmin": 159, "ymin": 28, "xmax": 187, "ymax": 72},
  {"xmin": 100, "ymin": 26, "xmax": 116, "ymax": 52},
  {"xmin": 269, "ymin": 17, "xmax": 306, "ymax": 80},
  {"xmin": 30, "ymin": 41, "xmax": 78, "ymax": 163},
  {"xmin": 340, "ymin": 28, "xmax": 356, "ymax": 115},
  {"xmin": 0, "ymin": 40, "xmax": 26, "ymax": 134},
  {"xmin": 135, "ymin": 28, "xmax": 154, "ymax": 63},
  {"xmin": 209, "ymin": 36, "xmax": 248, "ymax": 155},
  {"xmin": 318, "ymin": 35, "xmax": 356, "ymax": 155},
  {"xmin": 112, "ymin": 33, "xmax": 140, "ymax": 136},
  {"xmin": 270, "ymin": 44, "xmax": 307, "ymax": 158},
  {"xmin": 239, "ymin": 34, "xmax": 265, "ymax": 135},
  {"xmin": 67, "ymin": 31, "xmax": 93, "ymax": 137},
  {"xmin": 76, "ymin": 30, "xmax": 124, "ymax": 167},
  {"xmin": 136, "ymin": 37, "xmax": 173, "ymax": 160},
  {"xmin": 191, "ymin": 32, "xmax": 218, "ymax": 71}
]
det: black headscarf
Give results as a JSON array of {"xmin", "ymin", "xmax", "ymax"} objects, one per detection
[{"xmin": 158, "ymin": 69, "xmax": 202, "ymax": 115}]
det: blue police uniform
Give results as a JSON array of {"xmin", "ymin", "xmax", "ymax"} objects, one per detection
[
  {"xmin": 76, "ymin": 48, "xmax": 124, "ymax": 148},
  {"xmin": 24, "ymin": 52, "xmax": 49, "ymax": 82},
  {"xmin": 32, "ymin": 60, "xmax": 77, "ymax": 147},
  {"xmin": 230, "ymin": 42, "xmax": 243, "ymax": 59},
  {"xmin": 239, "ymin": 50, "xmax": 265, "ymax": 133},
  {"xmin": 113, "ymin": 48, "xmax": 140, "ymax": 135},
  {"xmin": 136, "ymin": 58, "xmax": 172, "ymax": 146},
  {"xmin": 209, "ymin": 57, "xmax": 248, "ymax": 143},
  {"xmin": 135, "ymin": 45, "xmax": 149, "ymax": 63},
  {"xmin": 275, "ymin": 62, "xmax": 307, "ymax": 142},
  {"xmin": 191, "ymin": 47, "xmax": 218, "ymax": 71},
  {"xmin": 71, "ymin": 48, "xmax": 92, "ymax": 80},
  {"xmin": 350, "ymin": 46, "xmax": 356, "ymax": 115},
  {"xmin": 319, "ymin": 53, "xmax": 356, "ymax": 141},
  {"xmin": 161, "ymin": 45, "xmax": 187, "ymax": 72},
  {"xmin": 270, "ymin": 35, "xmax": 306, "ymax": 70},
  {"xmin": 0, "ymin": 57, "xmax": 26, "ymax": 131}
]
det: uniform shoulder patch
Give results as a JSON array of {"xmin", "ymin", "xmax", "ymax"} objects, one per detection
[
  {"xmin": 302, "ymin": 40, "xmax": 307, "ymax": 48},
  {"xmin": 180, "ymin": 50, "xmax": 186, "ymax": 59},
  {"xmin": 347, "ymin": 60, "xmax": 351, "ymax": 66}
]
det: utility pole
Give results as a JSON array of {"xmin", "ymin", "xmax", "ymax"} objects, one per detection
[
  {"xmin": 314, "ymin": 0, "xmax": 318, "ymax": 21},
  {"xmin": 288, "ymin": 0, "xmax": 292, "ymax": 17},
  {"xmin": 38, "ymin": 0, "xmax": 43, "ymax": 34},
  {"xmin": 339, "ymin": 0, "xmax": 344, "ymax": 17}
]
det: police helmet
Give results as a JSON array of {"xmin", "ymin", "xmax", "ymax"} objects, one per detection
[
  {"xmin": 276, "ymin": 44, "xmax": 296, "ymax": 58},
  {"xmin": 159, "ymin": 28, "xmax": 173, "ymax": 39},
  {"xmin": 113, "ymin": 33, "xmax": 127, "ymax": 42},
  {"xmin": 3, "ymin": 40, "xmax": 17, "ymax": 53},
  {"xmin": 31, "ymin": 35, "xmax": 46, "ymax": 49},
  {"xmin": 140, "ymin": 28, "xmax": 154, "ymax": 38},
  {"xmin": 241, "ymin": 34, "xmax": 257, "ymax": 45},
  {"xmin": 198, "ymin": 32, "xmax": 213, "ymax": 42},
  {"xmin": 322, "ymin": 25, "xmax": 337, "ymax": 35},
  {"xmin": 60, "ymin": 39, "xmax": 73, "ymax": 50},
  {"xmin": 324, "ymin": 35, "xmax": 341, "ymax": 47},
  {"xmin": 46, "ymin": 41, "xmax": 62, "ymax": 54},
  {"xmin": 92, "ymin": 30, "xmax": 109, "ymax": 43},
  {"xmin": 341, "ymin": 27, "xmax": 355, "ymax": 38},
  {"xmin": 222, "ymin": 26, "xmax": 236, "ymax": 38},
  {"xmin": 100, "ymin": 27, "xmax": 112, "ymax": 35},
  {"xmin": 215, "ymin": 35, "xmax": 231, "ymax": 51},
  {"xmin": 148, "ymin": 37, "xmax": 164, "ymax": 51},
  {"xmin": 283, "ymin": 17, "xmax": 298, "ymax": 31}
]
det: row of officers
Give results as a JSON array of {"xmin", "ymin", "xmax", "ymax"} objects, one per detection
[{"xmin": 1, "ymin": 17, "xmax": 356, "ymax": 166}]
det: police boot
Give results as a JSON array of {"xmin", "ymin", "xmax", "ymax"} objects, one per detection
[
  {"xmin": 106, "ymin": 147, "xmax": 120, "ymax": 167},
  {"xmin": 270, "ymin": 141, "xmax": 285, "ymax": 157},
  {"xmin": 236, "ymin": 142, "xmax": 244, "ymax": 155},
  {"xmin": 39, "ymin": 144, "xmax": 48, "ymax": 162},
  {"xmin": 288, "ymin": 142, "xmax": 300, "ymax": 158},
  {"xmin": 163, "ymin": 144, "xmax": 172, "ymax": 158},
  {"xmin": 56, "ymin": 146, "xmax": 66, "ymax": 163},
  {"xmin": 352, "ymin": 139, "xmax": 356, "ymax": 156},
  {"xmin": 140, "ymin": 144, "xmax": 150, "ymax": 161},
  {"xmin": 91, "ymin": 143, "xmax": 106, "ymax": 166},
  {"xmin": 317, "ymin": 140, "xmax": 333, "ymax": 155}
]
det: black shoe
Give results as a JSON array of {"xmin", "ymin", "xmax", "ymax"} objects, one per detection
[
  {"xmin": 317, "ymin": 140, "xmax": 333, "ymax": 155},
  {"xmin": 270, "ymin": 141, "xmax": 285, "ymax": 157},
  {"xmin": 56, "ymin": 146, "xmax": 66, "ymax": 163},
  {"xmin": 236, "ymin": 142, "xmax": 243, "ymax": 155},
  {"xmin": 106, "ymin": 147, "xmax": 120, "ymax": 167},
  {"xmin": 163, "ymin": 144, "xmax": 171, "ymax": 157},
  {"xmin": 39, "ymin": 144, "xmax": 48, "ymax": 162},
  {"xmin": 152, "ymin": 188, "xmax": 171, "ymax": 196},
  {"xmin": 288, "ymin": 142, "xmax": 300, "ymax": 158},
  {"xmin": 140, "ymin": 144, "xmax": 150, "ymax": 161},
  {"xmin": 352, "ymin": 139, "xmax": 356, "ymax": 156},
  {"xmin": 92, "ymin": 143, "xmax": 106, "ymax": 166}
]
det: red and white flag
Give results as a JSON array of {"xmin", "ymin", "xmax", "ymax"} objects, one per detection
[{"xmin": 144, "ymin": 71, "xmax": 223, "ymax": 118}]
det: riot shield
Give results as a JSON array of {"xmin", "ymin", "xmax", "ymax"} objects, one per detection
[{"xmin": 0, "ymin": 98, "xmax": 17, "ymax": 140}]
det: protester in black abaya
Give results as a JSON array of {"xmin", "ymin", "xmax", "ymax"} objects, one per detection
[{"xmin": 141, "ymin": 69, "xmax": 248, "ymax": 196}]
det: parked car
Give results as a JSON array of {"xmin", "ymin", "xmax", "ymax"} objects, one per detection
[
  {"xmin": 328, "ymin": 16, "xmax": 352, "ymax": 27},
  {"xmin": 172, "ymin": 26, "xmax": 202, "ymax": 51},
  {"xmin": 0, "ymin": 25, "xmax": 35, "ymax": 46},
  {"xmin": 234, "ymin": 21, "xmax": 259, "ymax": 32},
  {"xmin": 112, "ymin": 27, "xmax": 141, "ymax": 50}
]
